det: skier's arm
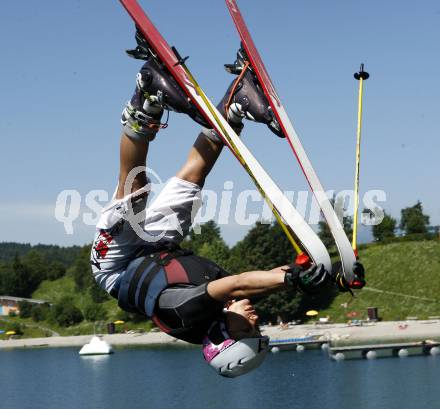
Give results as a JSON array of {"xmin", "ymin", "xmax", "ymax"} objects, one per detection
[
  {"xmin": 207, "ymin": 263, "xmax": 333, "ymax": 302},
  {"xmin": 207, "ymin": 267, "xmax": 288, "ymax": 302}
]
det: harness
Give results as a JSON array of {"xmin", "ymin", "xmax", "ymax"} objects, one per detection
[{"xmin": 116, "ymin": 245, "xmax": 224, "ymax": 334}]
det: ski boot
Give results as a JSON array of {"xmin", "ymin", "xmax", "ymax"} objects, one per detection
[
  {"xmin": 122, "ymin": 29, "xmax": 210, "ymax": 141},
  {"xmin": 202, "ymin": 47, "xmax": 285, "ymax": 144},
  {"xmin": 224, "ymin": 47, "xmax": 284, "ymax": 138}
]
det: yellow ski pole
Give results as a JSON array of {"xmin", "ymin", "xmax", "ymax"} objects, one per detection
[{"xmin": 352, "ymin": 64, "xmax": 369, "ymax": 257}]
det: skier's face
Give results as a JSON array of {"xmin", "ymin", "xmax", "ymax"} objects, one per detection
[{"xmin": 225, "ymin": 299, "xmax": 261, "ymax": 340}]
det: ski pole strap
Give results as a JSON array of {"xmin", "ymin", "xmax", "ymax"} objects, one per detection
[{"xmin": 224, "ymin": 61, "xmax": 250, "ymax": 116}]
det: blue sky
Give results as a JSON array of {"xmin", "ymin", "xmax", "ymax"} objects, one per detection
[{"xmin": 1, "ymin": 0, "xmax": 439, "ymax": 246}]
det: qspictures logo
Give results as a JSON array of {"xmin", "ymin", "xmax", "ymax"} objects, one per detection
[{"xmin": 54, "ymin": 166, "xmax": 387, "ymax": 240}]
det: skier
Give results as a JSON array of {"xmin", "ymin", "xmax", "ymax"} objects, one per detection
[{"xmin": 90, "ymin": 51, "xmax": 365, "ymax": 377}]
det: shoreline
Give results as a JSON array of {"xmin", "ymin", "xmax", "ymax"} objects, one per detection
[
  {"xmin": 262, "ymin": 319, "xmax": 440, "ymax": 347},
  {"xmin": 1, "ymin": 319, "xmax": 439, "ymax": 351}
]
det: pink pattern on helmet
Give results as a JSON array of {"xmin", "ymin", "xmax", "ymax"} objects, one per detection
[{"xmin": 202, "ymin": 336, "xmax": 235, "ymax": 362}]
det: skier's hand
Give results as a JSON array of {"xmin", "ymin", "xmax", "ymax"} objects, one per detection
[
  {"xmin": 331, "ymin": 261, "xmax": 366, "ymax": 293},
  {"xmin": 283, "ymin": 263, "xmax": 332, "ymax": 295},
  {"xmin": 351, "ymin": 262, "xmax": 366, "ymax": 289}
]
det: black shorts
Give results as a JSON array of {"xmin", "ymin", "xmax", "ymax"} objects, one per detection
[{"xmin": 155, "ymin": 283, "xmax": 224, "ymax": 344}]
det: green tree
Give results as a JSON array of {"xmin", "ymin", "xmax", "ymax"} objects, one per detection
[
  {"xmin": 184, "ymin": 221, "xmax": 224, "ymax": 253},
  {"xmin": 22, "ymin": 250, "xmax": 47, "ymax": 282},
  {"xmin": 89, "ymin": 281, "xmax": 110, "ymax": 303},
  {"xmin": 0, "ymin": 242, "xmax": 81, "ymax": 266},
  {"xmin": 18, "ymin": 300, "xmax": 33, "ymax": 318},
  {"xmin": 50, "ymin": 297, "xmax": 84, "ymax": 327},
  {"xmin": 46, "ymin": 261, "xmax": 66, "ymax": 281},
  {"xmin": 183, "ymin": 221, "xmax": 232, "ymax": 270},
  {"xmin": 372, "ymin": 211, "xmax": 396, "ymax": 241},
  {"xmin": 229, "ymin": 222, "xmax": 293, "ymax": 273},
  {"xmin": 83, "ymin": 302, "xmax": 107, "ymax": 322},
  {"xmin": 400, "ymin": 201, "xmax": 430, "ymax": 235},
  {"xmin": 31, "ymin": 303, "xmax": 50, "ymax": 322},
  {"xmin": 71, "ymin": 246, "xmax": 93, "ymax": 290},
  {"xmin": 227, "ymin": 221, "xmax": 305, "ymax": 322},
  {"xmin": 197, "ymin": 240, "xmax": 231, "ymax": 270},
  {"xmin": 255, "ymin": 289, "xmax": 300, "ymax": 324},
  {"xmin": 0, "ymin": 262, "xmax": 9, "ymax": 295},
  {"xmin": 1, "ymin": 255, "xmax": 39, "ymax": 297}
]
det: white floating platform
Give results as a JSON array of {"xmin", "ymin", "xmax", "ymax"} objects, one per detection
[{"xmin": 79, "ymin": 336, "xmax": 113, "ymax": 356}]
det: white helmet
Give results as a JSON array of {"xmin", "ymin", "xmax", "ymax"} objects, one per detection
[{"xmin": 202, "ymin": 321, "xmax": 270, "ymax": 378}]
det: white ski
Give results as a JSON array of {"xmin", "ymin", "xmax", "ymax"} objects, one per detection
[{"xmin": 225, "ymin": 0, "xmax": 356, "ymax": 281}]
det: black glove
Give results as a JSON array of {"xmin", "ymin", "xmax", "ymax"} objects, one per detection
[
  {"xmin": 284, "ymin": 263, "xmax": 332, "ymax": 295},
  {"xmin": 331, "ymin": 261, "xmax": 366, "ymax": 293}
]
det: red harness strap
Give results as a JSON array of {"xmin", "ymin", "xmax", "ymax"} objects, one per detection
[
  {"xmin": 152, "ymin": 253, "xmax": 190, "ymax": 333},
  {"xmin": 152, "ymin": 315, "xmax": 172, "ymax": 333},
  {"xmin": 163, "ymin": 256, "xmax": 190, "ymax": 285}
]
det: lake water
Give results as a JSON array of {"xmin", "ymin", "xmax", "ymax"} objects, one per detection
[{"xmin": 1, "ymin": 346, "xmax": 438, "ymax": 409}]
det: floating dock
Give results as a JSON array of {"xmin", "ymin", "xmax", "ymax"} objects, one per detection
[
  {"xmin": 269, "ymin": 336, "xmax": 327, "ymax": 351},
  {"xmin": 329, "ymin": 341, "xmax": 440, "ymax": 360}
]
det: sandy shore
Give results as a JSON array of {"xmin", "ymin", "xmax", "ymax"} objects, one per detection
[
  {"xmin": 1, "ymin": 320, "xmax": 439, "ymax": 350},
  {"xmin": 0, "ymin": 330, "xmax": 187, "ymax": 350},
  {"xmin": 262, "ymin": 319, "xmax": 440, "ymax": 346}
]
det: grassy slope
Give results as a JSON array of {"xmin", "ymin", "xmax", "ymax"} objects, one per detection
[
  {"xmin": 32, "ymin": 276, "xmax": 152, "ymax": 336},
  {"xmin": 33, "ymin": 276, "xmax": 111, "ymax": 313},
  {"xmin": 319, "ymin": 241, "xmax": 440, "ymax": 322},
  {"xmin": 0, "ymin": 317, "xmax": 50, "ymax": 340}
]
